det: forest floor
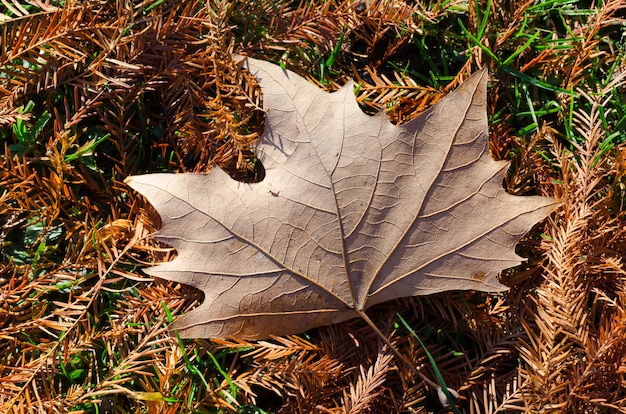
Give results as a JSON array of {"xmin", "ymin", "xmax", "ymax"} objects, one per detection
[{"xmin": 1, "ymin": 0, "xmax": 626, "ymax": 413}]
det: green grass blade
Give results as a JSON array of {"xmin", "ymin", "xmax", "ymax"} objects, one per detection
[{"xmin": 396, "ymin": 313, "xmax": 462, "ymax": 414}]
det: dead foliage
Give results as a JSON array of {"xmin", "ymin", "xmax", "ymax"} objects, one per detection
[{"xmin": 1, "ymin": 0, "xmax": 625, "ymax": 412}]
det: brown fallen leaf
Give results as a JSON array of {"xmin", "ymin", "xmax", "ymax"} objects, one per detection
[{"xmin": 125, "ymin": 58, "xmax": 556, "ymax": 340}]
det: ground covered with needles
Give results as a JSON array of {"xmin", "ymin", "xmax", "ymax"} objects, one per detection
[{"xmin": 1, "ymin": 0, "xmax": 626, "ymax": 413}]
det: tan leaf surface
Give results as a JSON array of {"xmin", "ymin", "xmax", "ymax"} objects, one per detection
[{"xmin": 126, "ymin": 58, "xmax": 556, "ymax": 340}]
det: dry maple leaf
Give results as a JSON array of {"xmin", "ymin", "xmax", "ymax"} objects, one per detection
[{"xmin": 126, "ymin": 57, "xmax": 556, "ymax": 340}]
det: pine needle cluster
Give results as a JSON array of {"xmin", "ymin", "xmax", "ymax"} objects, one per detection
[{"xmin": 1, "ymin": 0, "xmax": 625, "ymax": 412}]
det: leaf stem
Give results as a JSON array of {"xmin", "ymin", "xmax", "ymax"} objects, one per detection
[{"xmin": 355, "ymin": 309, "xmax": 460, "ymax": 410}]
